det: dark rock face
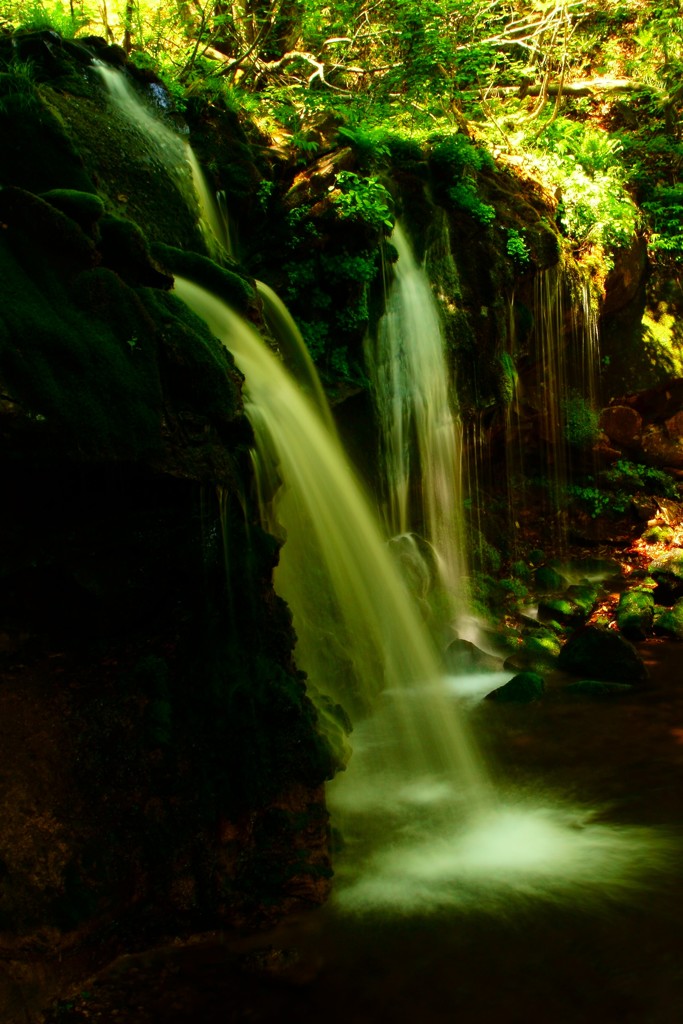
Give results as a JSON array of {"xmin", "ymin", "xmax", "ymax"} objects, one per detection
[
  {"xmin": 649, "ymin": 550, "xmax": 683, "ymax": 604},
  {"xmin": 557, "ymin": 626, "xmax": 649, "ymax": 686},
  {"xmin": 0, "ymin": 33, "xmax": 339, "ymax": 994}
]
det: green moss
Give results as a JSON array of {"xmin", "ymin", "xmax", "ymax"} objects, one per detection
[
  {"xmin": 616, "ymin": 587, "xmax": 655, "ymax": 640},
  {"xmin": 99, "ymin": 215, "xmax": 173, "ymax": 289},
  {"xmin": 495, "ymin": 351, "xmax": 518, "ymax": 406},
  {"xmin": 643, "ymin": 524, "xmax": 675, "ymax": 544},
  {"xmin": 151, "ymin": 243, "xmax": 255, "ymax": 312},
  {"xmin": 534, "ymin": 565, "xmax": 566, "ymax": 591},
  {"xmin": 654, "ymin": 600, "xmax": 683, "ymax": 638},
  {"xmin": 39, "ymin": 188, "xmax": 105, "ymax": 234},
  {"xmin": 0, "ymin": 73, "xmax": 93, "ymax": 192},
  {"xmin": 0, "ymin": 225, "xmax": 164, "ymax": 458},
  {"xmin": 486, "ymin": 671, "xmax": 545, "ymax": 703}
]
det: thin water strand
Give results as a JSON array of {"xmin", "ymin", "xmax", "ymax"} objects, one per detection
[{"xmin": 255, "ymin": 280, "xmax": 337, "ymax": 436}]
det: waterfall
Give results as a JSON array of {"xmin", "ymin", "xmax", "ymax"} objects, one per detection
[
  {"xmin": 102, "ymin": 70, "xmax": 671, "ymax": 915},
  {"xmin": 366, "ymin": 224, "xmax": 466, "ymax": 626},
  {"xmin": 175, "ymin": 276, "xmax": 489, "ymax": 802},
  {"xmin": 176, "ymin": 275, "xmax": 674, "ymax": 917}
]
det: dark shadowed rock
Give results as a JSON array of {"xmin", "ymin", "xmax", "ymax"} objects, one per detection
[
  {"xmin": 565, "ymin": 680, "xmax": 635, "ymax": 697},
  {"xmin": 557, "ymin": 625, "xmax": 649, "ymax": 685},
  {"xmin": 649, "ymin": 550, "xmax": 683, "ymax": 604},
  {"xmin": 485, "ymin": 671, "xmax": 545, "ymax": 703}
]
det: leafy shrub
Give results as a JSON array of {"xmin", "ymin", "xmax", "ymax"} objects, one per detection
[
  {"xmin": 506, "ymin": 228, "xmax": 530, "ymax": 266},
  {"xmin": 331, "ymin": 171, "xmax": 394, "ymax": 231}
]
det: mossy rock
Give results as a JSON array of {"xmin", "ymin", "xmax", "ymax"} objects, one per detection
[
  {"xmin": 643, "ymin": 524, "xmax": 675, "ymax": 545},
  {"xmin": 565, "ymin": 680, "xmax": 635, "ymax": 697},
  {"xmin": 522, "ymin": 633, "xmax": 561, "ymax": 663},
  {"xmin": 0, "ymin": 72, "xmax": 94, "ymax": 193},
  {"xmin": 653, "ymin": 600, "xmax": 683, "ymax": 639},
  {"xmin": 444, "ymin": 639, "xmax": 501, "ymax": 673},
  {"xmin": 534, "ymin": 565, "xmax": 567, "ymax": 592},
  {"xmin": 485, "ymin": 671, "xmax": 545, "ymax": 703},
  {"xmin": 152, "ymin": 243, "xmax": 255, "ymax": 312},
  {"xmin": 557, "ymin": 625, "xmax": 649, "ymax": 686},
  {"xmin": 616, "ymin": 587, "xmax": 655, "ymax": 640},
  {"xmin": 99, "ymin": 215, "xmax": 173, "ymax": 289},
  {"xmin": 566, "ymin": 583, "xmax": 599, "ymax": 616},
  {"xmin": 40, "ymin": 188, "xmax": 105, "ymax": 235},
  {"xmin": 649, "ymin": 550, "xmax": 683, "ymax": 603},
  {"xmin": 538, "ymin": 596, "xmax": 585, "ymax": 625}
]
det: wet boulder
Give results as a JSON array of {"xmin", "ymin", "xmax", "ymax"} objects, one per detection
[
  {"xmin": 649, "ymin": 550, "xmax": 683, "ymax": 604},
  {"xmin": 599, "ymin": 404, "xmax": 642, "ymax": 448},
  {"xmin": 557, "ymin": 625, "xmax": 649, "ymax": 686},
  {"xmin": 485, "ymin": 671, "xmax": 545, "ymax": 703},
  {"xmin": 653, "ymin": 600, "xmax": 683, "ymax": 639},
  {"xmin": 444, "ymin": 639, "xmax": 501, "ymax": 673},
  {"xmin": 534, "ymin": 565, "xmax": 567, "ymax": 592},
  {"xmin": 616, "ymin": 587, "xmax": 655, "ymax": 640}
]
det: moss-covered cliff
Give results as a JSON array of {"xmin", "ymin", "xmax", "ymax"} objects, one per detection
[{"xmin": 0, "ymin": 34, "xmax": 339, "ymax": 1015}]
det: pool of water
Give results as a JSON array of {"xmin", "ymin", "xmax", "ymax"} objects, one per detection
[{"xmin": 43, "ymin": 639, "xmax": 683, "ymax": 1024}]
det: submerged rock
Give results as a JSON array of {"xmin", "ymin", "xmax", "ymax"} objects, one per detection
[
  {"xmin": 444, "ymin": 639, "xmax": 501, "ymax": 673},
  {"xmin": 557, "ymin": 625, "xmax": 649, "ymax": 685},
  {"xmin": 565, "ymin": 680, "xmax": 635, "ymax": 697},
  {"xmin": 485, "ymin": 671, "xmax": 545, "ymax": 703}
]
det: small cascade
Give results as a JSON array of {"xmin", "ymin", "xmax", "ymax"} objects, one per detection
[
  {"xmin": 185, "ymin": 147, "xmax": 234, "ymax": 261},
  {"xmin": 95, "ymin": 62, "xmax": 233, "ymax": 260},
  {"xmin": 366, "ymin": 224, "xmax": 466, "ymax": 624},
  {"xmin": 508, "ymin": 264, "xmax": 603, "ymax": 556},
  {"xmin": 255, "ymin": 279, "xmax": 336, "ymax": 436}
]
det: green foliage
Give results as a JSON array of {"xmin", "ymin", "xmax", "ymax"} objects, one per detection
[
  {"xmin": 604, "ymin": 458, "xmax": 678, "ymax": 499},
  {"xmin": 337, "ymin": 124, "xmax": 391, "ymax": 167},
  {"xmin": 331, "ymin": 171, "xmax": 394, "ymax": 231},
  {"xmin": 642, "ymin": 185, "xmax": 683, "ymax": 254},
  {"xmin": 564, "ymin": 481, "xmax": 629, "ymax": 519},
  {"xmin": 430, "ymin": 133, "xmax": 496, "ymax": 225},
  {"xmin": 506, "ymin": 228, "xmax": 530, "ymax": 267},
  {"xmin": 530, "ymin": 118, "xmax": 639, "ymax": 252}
]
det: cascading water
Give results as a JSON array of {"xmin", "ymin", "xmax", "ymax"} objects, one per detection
[
  {"xmin": 255, "ymin": 279, "xmax": 336, "ymax": 436},
  {"xmin": 511, "ymin": 264, "xmax": 603, "ymax": 557},
  {"xmin": 366, "ymin": 224, "xmax": 466, "ymax": 624},
  {"xmin": 95, "ymin": 62, "xmax": 233, "ymax": 260},
  {"xmin": 175, "ymin": 276, "xmax": 487, "ymax": 798}
]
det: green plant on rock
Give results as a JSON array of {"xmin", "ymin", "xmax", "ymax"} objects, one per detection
[
  {"xmin": 604, "ymin": 458, "xmax": 678, "ymax": 499},
  {"xmin": 506, "ymin": 228, "xmax": 531, "ymax": 267},
  {"xmin": 331, "ymin": 171, "xmax": 394, "ymax": 231}
]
